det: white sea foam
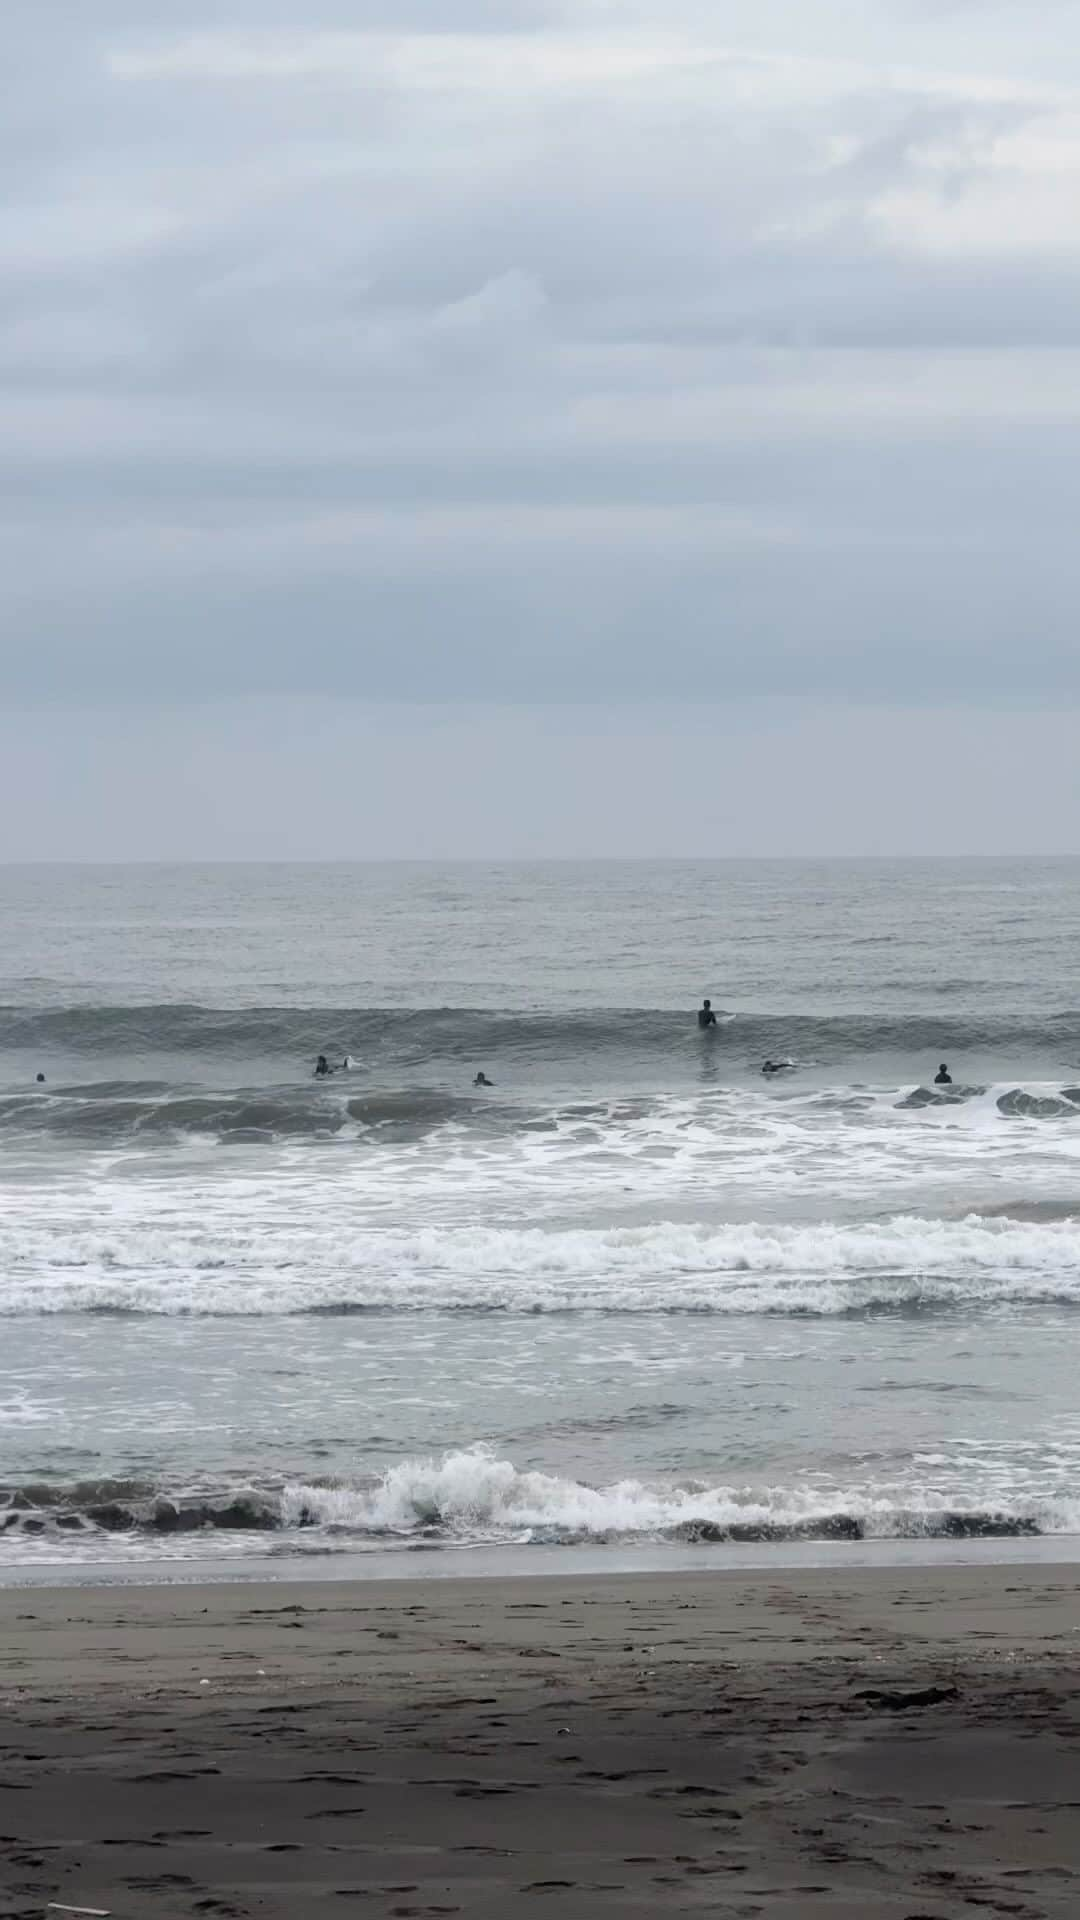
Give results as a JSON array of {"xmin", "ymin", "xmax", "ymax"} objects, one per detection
[
  {"xmin": 279, "ymin": 1447, "xmax": 1080, "ymax": 1541},
  {"xmin": 2, "ymin": 1212, "xmax": 1079, "ymax": 1314}
]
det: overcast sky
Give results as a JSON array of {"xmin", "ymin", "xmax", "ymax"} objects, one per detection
[{"xmin": 3, "ymin": 0, "xmax": 1079, "ymax": 857}]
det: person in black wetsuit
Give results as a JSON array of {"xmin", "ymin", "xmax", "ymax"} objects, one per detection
[
  {"xmin": 473, "ymin": 1072, "xmax": 493, "ymax": 1088},
  {"xmin": 314, "ymin": 1054, "xmax": 332, "ymax": 1078},
  {"xmin": 697, "ymin": 999, "xmax": 717, "ymax": 1030},
  {"xmin": 934, "ymin": 1063, "xmax": 952, "ymax": 1085}
]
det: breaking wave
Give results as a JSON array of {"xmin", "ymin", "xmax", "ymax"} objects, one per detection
[
  {"xmin": 1, "ymin": 1077, "xmax": 1078, "ymax": 1148},
  {"xmin": 0, "ymin": 1450, "xmax": 1069, "ymax": 1553},
  {"xmin": 2, "ymin": 1214, "xmax": 1079, "ymax": 1316},
  {"xmin": 282, "ymin": 1450, "xmax": 1061, "ymax": 1545},
  {"xmin": 0, "ymin": 1084, "xmax": 485, "ymax": 1145}
]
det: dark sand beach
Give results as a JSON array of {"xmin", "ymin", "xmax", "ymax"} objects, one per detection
[{"xmin": 2, "ymin": 1563, "xmax": 1079, "ymax": 1917}]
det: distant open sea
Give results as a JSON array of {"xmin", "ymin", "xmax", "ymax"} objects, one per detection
[{"xmin": 3, "ymin": 858, "xmax": 1080, "ymax": 1574}]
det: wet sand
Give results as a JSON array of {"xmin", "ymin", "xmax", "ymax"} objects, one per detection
[{"xmin": 1, "ymin": 1562, "xmax": 1079, "ymax": 1917}]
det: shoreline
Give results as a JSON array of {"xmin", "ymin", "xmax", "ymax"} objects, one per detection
[
  {"xmin": 2, "ymin": 1562, "xmax": 1079, "ymax": 1914},
  {"xmin": 2, "ymin": 1526, "xmax": 1080, "ymax": 1590}
]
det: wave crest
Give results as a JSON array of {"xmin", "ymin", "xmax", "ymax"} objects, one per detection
[{"xmin": 6, "ymin": 1001, "xmax": 1080, "ymax": 1067}]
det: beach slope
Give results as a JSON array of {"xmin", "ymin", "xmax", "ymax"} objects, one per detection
[{"xmin": 1, "ymin": 1563, "xmax": 1079, "ymax": 1916}]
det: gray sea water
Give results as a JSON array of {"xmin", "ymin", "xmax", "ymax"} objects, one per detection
[{"xmin": 2, "ymin": 858, "xmax": 1080, "ymax": 1573}]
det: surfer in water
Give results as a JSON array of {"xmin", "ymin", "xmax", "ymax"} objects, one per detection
[
  {"xmin": 697, "ymin": 999, "xmax": 717, "ymax": 1030},
  {"xmin": 473, "ymin": 1071, "xmax": 493, "ymax": 1088},
  {"xmin": 934, "ymin": 1063, "xmax": 952, "ymax": 1085},
  {"xmin": 314, "ymin": 1055, "xmax": 351, "ymax": 1077},
  {"xmin": 762, "ymin": 1060, "xmax": 794, "ymax": 1076}
]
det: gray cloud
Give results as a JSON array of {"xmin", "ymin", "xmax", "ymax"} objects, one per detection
[{"xmin": 1, "ymin": 1, "xmax": 1079, "ymax": 851}]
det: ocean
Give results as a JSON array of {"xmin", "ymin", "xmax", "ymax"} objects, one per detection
[{"xmin": 2, "ymin": 857, "xmax": 1080, "ymax": 1574}]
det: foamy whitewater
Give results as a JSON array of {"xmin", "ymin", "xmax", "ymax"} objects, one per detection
[{"xmin": 2, "ymin": 858, "xmax": 1080, "ymax": 1569}]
